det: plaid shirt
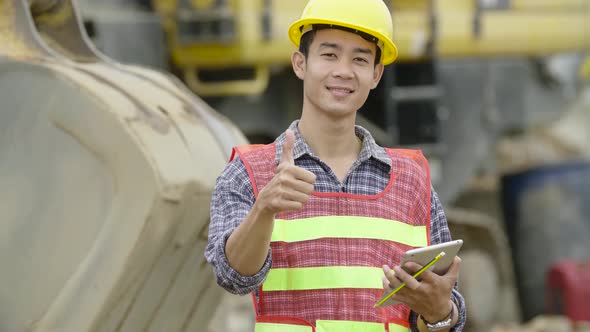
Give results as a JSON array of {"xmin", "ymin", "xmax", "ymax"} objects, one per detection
[{"xmin": 206, "ymin": 121, "xmax": 466, "ymax": 331}]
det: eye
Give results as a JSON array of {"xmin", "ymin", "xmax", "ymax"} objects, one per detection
[
  {"xmin": 354, "ymin": 57, "xmax": 369, "ymax": 64},
  {"xmin": 321, "ymin": 53, "xmax": 337, "ymax": 58}
]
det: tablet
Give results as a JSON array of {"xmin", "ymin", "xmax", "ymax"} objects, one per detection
[
  {"xmin": 375, "ymin": 239, "xmax": 463, "ymax": 307},
  {"xmin": 401, "ymin": 239, "xmax": 463, "ymax": 276}
]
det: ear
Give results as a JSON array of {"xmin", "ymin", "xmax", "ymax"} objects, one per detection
[
  {"xmin": 291, "ymin": 51, "xmax": 306, "ymax": 80},
  {"xmin": 371, "ymin": 63, "xmax": 385, "ymax": 90}
]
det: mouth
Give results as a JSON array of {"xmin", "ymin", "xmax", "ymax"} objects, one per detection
[{"xmin": 326, "ymin": 86, "xmax": 355, "ymax": 95}]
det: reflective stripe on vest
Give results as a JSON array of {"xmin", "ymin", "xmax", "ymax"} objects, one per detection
[
  {"xmin": 264, "ymin": 216, "xmax": 428, "ymax": 291},
  {"xmin": 255, "ymin": 320, "xmax": 410, "ymax": 332},
  {"xmin": 272, "ymin": 216, "xmax": 428, "ymax": 247},
  {"xmin": 255, "ymin": 322, "xmax": 311, "ymax": 332},
  {"xmin": 263, "ymin": 266, "xmax": 383, "ymax": 291}
]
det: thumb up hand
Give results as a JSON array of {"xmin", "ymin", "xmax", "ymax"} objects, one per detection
[{"xmin": 257, "ymin": 129, "xmax": 317, "ymax": 215}]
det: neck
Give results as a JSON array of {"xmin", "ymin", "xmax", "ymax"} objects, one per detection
[{"xmin": 298, "ymin": 111, "xmax": 361, "ymax": 161}]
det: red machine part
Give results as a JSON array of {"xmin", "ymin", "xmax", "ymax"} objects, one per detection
[{"xmin": 546, "ymin": 260, "xmax": 590, "ymax": 322}]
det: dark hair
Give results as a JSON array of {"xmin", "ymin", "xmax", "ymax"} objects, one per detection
[{"xmin": 298, "ymin": 24, "xmax": 382, "ymax": 66}]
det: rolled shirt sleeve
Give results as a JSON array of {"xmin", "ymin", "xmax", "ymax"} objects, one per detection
[{"xmin": 204, "ymin": 157, "xmax": 272, "ymax": 295}]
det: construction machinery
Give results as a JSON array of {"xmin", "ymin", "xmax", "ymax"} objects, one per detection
[
  {"xmin": 146, "ymin": 0, "xmax": 589, "ymax": 198},
  {"xmin": 1, "ymin": 0, "xmax": 589, "ymax": 331},
  {"xmin": 0, "ymin": 0, "xmax": 247, "ymax": 331}
]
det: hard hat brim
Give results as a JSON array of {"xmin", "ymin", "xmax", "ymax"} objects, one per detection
[{"xmin": 288, "ymin": 18, "xmax": 398, "ymax": 65}]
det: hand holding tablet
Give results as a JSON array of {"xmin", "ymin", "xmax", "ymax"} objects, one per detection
[{"xmin": 375, "ymin": 239, "xmax": 463, "ymax": 307}]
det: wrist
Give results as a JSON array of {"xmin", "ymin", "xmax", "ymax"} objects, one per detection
[
  {"xmin": 252, "ymin": 200, "xmax": 276, "ymax": 221},
  {"xmin": 421, "ymin": 299, "xmax": 453, "ymax": 324}
]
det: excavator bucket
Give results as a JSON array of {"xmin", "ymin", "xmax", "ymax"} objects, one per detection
[{"xmin": 0, "ymin": 0, "xmax": 247, "ymax": 331}]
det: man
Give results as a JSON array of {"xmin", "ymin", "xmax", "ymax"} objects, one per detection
[{"xmin": 205, "ymin": 0, "xmax": 466, "ymax": 331}]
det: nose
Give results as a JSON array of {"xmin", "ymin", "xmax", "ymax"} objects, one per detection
[{"xmin": 332, "ymin": 58, "xmax": 354, "ymax": 80}]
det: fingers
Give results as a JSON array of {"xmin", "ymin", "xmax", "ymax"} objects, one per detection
[
  {"xmin": 280, "ymin": 129, "xmax": 295, "ymax": 165},
  {"xmin": 382, "ymin": 265, "xmax": 403, "ymax": 289},
  {"xmin": 281, "ymin": 188, "xmax": 312, "ymax": 205},
  {"xmin": 444, "ymin": 256, "xmax": 462, "ymax": 278},
  {"xmin": 393, "ymin": 265, "xmax": 421, "ymax": 290},
  {"xmin": 289, "ymin": 178, "xmax": 315, "ymax": 195},
  {"xmin": 276, "ymin": 163, "xmax": 317, "ymax": 184},
  {"xmin": 298, "ymin": 168, "xmax": 317, "ymax": 184},
  {"xmin": 402, "ymin": 261, "xmax": 423, "ymax": 274},
  {"xmin": 403, "ymin": 261, "xmax": 435, "ymax": 283},
  {"xmin": 382, "ymin": 276, "xmax": 392, "ymax": 290},
  {"xmin": 405, "ymin": 256, "xmax": 461, "ymax": 286},
  {"xmin": 380, "ymin": 257, "xmax": 461, "ymax": 313},
  {"xmin": 274, "ymin": 200, "xmax": 306, "ymax": 212},
  {"xmin": 262, "ymin": 175, "xmax": 315, "ymax": 213},
  {"xmin": 263, "ymin": 187, "xmax": 309, "ymax": 212}
]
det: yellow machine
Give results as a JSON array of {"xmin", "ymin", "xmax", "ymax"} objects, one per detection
[{"xmin": 154, "ymin": 0, "xmax": 590, "ymax": 96}]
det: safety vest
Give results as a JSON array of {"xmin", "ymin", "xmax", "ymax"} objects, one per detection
[{"xmin": 231, "ymin": 143, "xmax": 431, "ymax": 332}]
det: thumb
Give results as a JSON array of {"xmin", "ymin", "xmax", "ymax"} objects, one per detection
[
  {"xmin": 280, "ymin": 129, "xmax": 295, "ymax": 165},
  {"xmin": 446, "ymin": 256, "xmax": 462, "ymax": 278}
]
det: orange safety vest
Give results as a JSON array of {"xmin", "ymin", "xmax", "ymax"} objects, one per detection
[{"xmin": 231, "ymin": 143, "xmax": 431, "ymax": 332}]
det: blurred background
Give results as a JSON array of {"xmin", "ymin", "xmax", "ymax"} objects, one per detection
[{"xmin": 0, "ymin": 0, "xmax": 589, "ymax": 331}]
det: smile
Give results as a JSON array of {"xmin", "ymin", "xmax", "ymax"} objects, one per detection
[{"xmin": 327, "ymin": 87, "xmax": 354, "ymax": 94}]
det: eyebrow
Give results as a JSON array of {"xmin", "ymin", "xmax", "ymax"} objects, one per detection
[{"xmin": 318, "ymin": 42, "xmax": 373, "ymax": 55}]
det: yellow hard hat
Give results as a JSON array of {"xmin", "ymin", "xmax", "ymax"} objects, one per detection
[{"xmin": 288, "ymin": 0, "xmax": 398, "ymax": 65}]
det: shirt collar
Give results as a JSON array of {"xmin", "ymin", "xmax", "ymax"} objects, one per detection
[{"xmin": 274, "ymin": 120, "xmax": 392, "ymax": 169}]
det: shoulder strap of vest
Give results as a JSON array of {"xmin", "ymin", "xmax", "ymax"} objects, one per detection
[
  {"xmin": 229, "ymin": 144, "xmax": 266, "ymax": 162},
  {"xmin": 384, "ymin": 147, "xmax": 430, "ymax": 180},
  {"xmin": 229, "ymin": 143, "xmax": 276, "ymax": 199},
  {"xmin": 385, "ymin": 147, "xmax": 431, "ymax": 244},
  {"xmin": 385, "ymin": 148, "xmax": 430, "ymax": 172},
  {"xmin": 386, "ymin": 148, "xmax": 423, "ymax": 161}
]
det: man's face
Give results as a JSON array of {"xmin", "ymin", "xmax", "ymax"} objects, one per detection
[{"xmin": 293, "ymin": 28, "xmax": 384, "ymax": 118}]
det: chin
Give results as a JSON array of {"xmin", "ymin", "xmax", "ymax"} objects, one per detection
[
  {"xmin": 328, "ymin": 101, "xmax": 363, "ymax": 113},
  {"xmin": 323, "ymin": 107, "xmax": 358, "ymax": 117}
]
